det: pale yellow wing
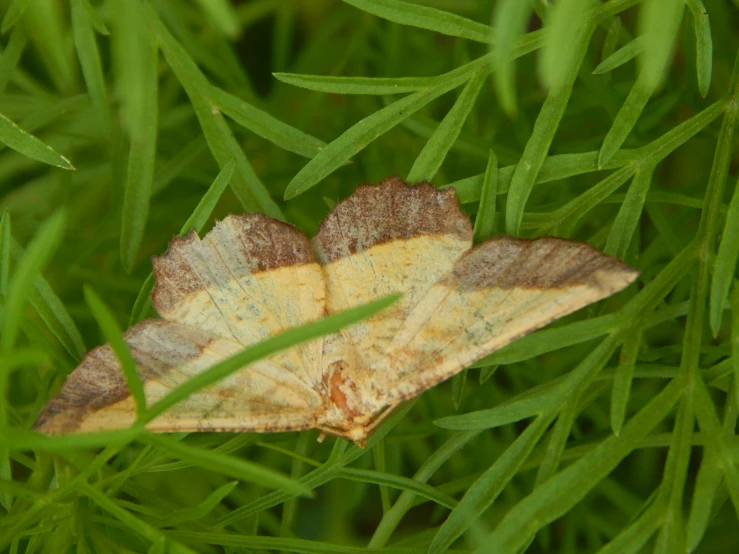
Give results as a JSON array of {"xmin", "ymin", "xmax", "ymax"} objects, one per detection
[
  {"xmin": 35, "ymin": 214, "xmax": 327, "ymax": 434},
  {"xmin": 33, "ymin": 319, "xmax": 322, "ymax": 434},
  {"xmin": 381, "ymin": 237, "xmax": 639, "ymax": 402},
  {"xmin": 152, "ymin": 214, "xmax": 326, "ymax": 388},
  {"xmin": 311, "ymin": 178, "xmax": 473, "ymax": 389}
]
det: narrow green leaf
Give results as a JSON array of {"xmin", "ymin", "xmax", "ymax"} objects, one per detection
[
  {"xmin": 0, "ymin": 211, "xmax": 9, "ymax": 295},
  {"xmin": 81, "ymin": 483, "xmax": 198, "ymax": 554},
  {"xmin": 638, "ymin": 0, "xmax": 685, "ymax": 92},
  {"xmin": 475, "ymin": 377, "xmax": 685, "ymax": 554},
  {"xmin": 593, "ymin": 37, "xmax": 644, "ymax": 75},
  {"xmin": 145, "ymin": 434, "xmax": 311, "ymax": 497},
  {"xmin": 193, "ymin": 0, "xmax": 240, "ymax": 38},
  {"xmin": 156, "ymin": 482, "xmax": 238, "ymax": 528},
  {"xmin": 342, "ymin": 0, "xmax": 494, "ymax": 44},
  {"xmin": 435, "ymin": 395, "xmax": 548, "ymax": 431},
  {"xmin": 472, "ymin": 150, "xmax": 498, "ymax": 242},
  {"xmin": 472, "ymin": 314, "xmax": 619, "ymax": 367},
  {"xmin": 144, "ymin": 4, "xmax": 283, "ymax": 219},
  {"xmin": 120, "ymin": 7, "xmax": 158, "ymax": 272},
  {"xmin": 686, "ymin": 0, "xmax": 712, "ymax": 97},
  {"xmin": 604, "ymin": 161, "xmax": 656, "ymax": 258},
  {"xmin": 0, "ymin": 26, "xmax": 27, "ymax": 94},
  {"xmin": 407, "ymin": 70, "xmax": 487, "ymax": 183},
  {"xmin": 273, "ymin": 73, "xmax": 441, "ymax": 95},
  {"xmin": 24, "ymin": 0, "xmax": 74, "ymax": 91},
  {"xmin": 141, "ymin": 294, "xmax": 400, "ymax": 424},
  {"xmin": 210, "ymin": 86, "xmax": 326, "ymax": 158},
  {"xmin": 710, "ymin": 178, "xmax": 739, "ymax": 335},
  {"xmin": 610, "ymin": 332, "xmax": 642, "ymax": 436},
  {"xmin": 597, "ymin": 504, "xmax": 664, "ymax": 554},
  {"xmin": 84, "ymin": 286, "xmax": 146, "ymax": 417},
  {"xmin": 599, "ymin": 74, "xmax": 653, "ymax": 167},
  {"xmin": 429, "ymin": 413, "xmax": 555, "ymax": 554},
  {"xmin": 505, "ymin": 83, "xmax": 577, "ymax": 234},
  {"xmin": 685, "ymin": 446, "xmax": 722, "ymax": 552},
  {"xmin": 80, "ymin": 0, "xmax": 109, "ymax": 35},
  {"xmin": 0, "ymin": 112, "xmax": 74, "ymax": 170},
  {"xmin": 128, "ymin": 160, "xmax": 235, "ymax": 325},
  {"xmin": 1, "ymin": 426, "xmax": 141, "ymax": 451},
  {"xmin": 733, "ymin": 286, "xmax": 739, "ymax": 409},
  {"xmin": 492, "ymin": 0, "xmax": 534, "ymax": 115},
  {"xmin": 540, "ymin": 0, "xmax": 591, "ymax": 90},
  {"xmin": 1, "ymin": 0, "xmax": 30, "ymax": 34},
  {"xmin": 653, "ymin": 396, "xmax": 693, "ymax": 554},
  {"xmin": 451, "ymin": 368, "xmax": 467, "ymax": 411},
  {"xmin": 10, "ymin": 239, "xmax": 86, "ymax": 360},
  {"xmin": 70, "ymin": 0, "xmax": 109, "ymax": 126},
  {"xmin": 284, "ymin": 79, "xmax": 468, "ymax": 200},
  {"xmin": 1, "ymin": 211, "xmax": 66, "ymax": 353}
]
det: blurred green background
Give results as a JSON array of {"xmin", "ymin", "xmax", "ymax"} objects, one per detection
[{"xmin": 1, "ymin": 0, "xmax": 739, "ymax": 552}]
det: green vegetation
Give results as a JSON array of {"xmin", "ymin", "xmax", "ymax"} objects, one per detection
[{"xmin": 1, "ymin": 0, "xmax": 739, "ymax": 552}]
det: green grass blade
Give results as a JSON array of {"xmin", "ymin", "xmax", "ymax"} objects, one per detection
[
  {"xmin": 1, "ymin": 211, "xmax": 66, "ymax": 353},
  {"xmin": 473, "ymin": 314, "xmax": 619, "ymax": 367},
  {"xmin": 70, "ymin": 0, "xmax": 109, "ymax": 126},
  {"xmin": 540, "ymin": 0, "xmax": 590, "ymax": 90},
  {"xmin": 505, "ymin": 80, "xmax": 582, "ymax": 234},
  {"xmin": 83, "ymin": 285, "xmax": 146, "ymax": 417},
  {"xmin": 140, "ymin": 294, "xmax": 400, "ymax": 424},
  {"xmin": 593, "ymin": 36, "xmax": 645, "ymax": 75},
  {"xmin": 209, "ymin": 86, "xmax": 326, "ymax": 158},
  {"xmin": 342, "ymin": 0, "xmax": 494, "ymax": 44},
  {"xmin": 733, "ymin": 286, "xmax": 739, "ymax": 409},
  {"xmin": 144, "ymin": 3, "xmax": 283, "ymax": 219},
  {"xmin": 597, "ymin": 504, "xmax": 663, "ymax": 554},
  {"xmin": 2, "ymin": 426, "xmax": 141, "ymax": 451},
  {"xmin": 476, "ymin": 377, "xmax": 686, "ymax": 554},
  {"xmin": 272, "ymin": 73, "xmax": 440, "ymax": 95},
  {"xmin": 284, "ymin": 79, "xmax": 468, "ymax": 200},
  {"xmin": 193, "ymin": 0, "xmax": 240, "ymax": 38},
  {"xmin": 120, "ymin": 8, "xmax": 158, "ymax": 273},
  {"xmin": 638, "ymin": 0, "xmax": 685, "ymax": 92},
  {"xmin": 610, "ymin": 332, "xmax": 641, "ymax": 436},
  {"xmin": 685, "ymin": 446, "xmax": 722, "ymax": 551},
  {"xmin": 144, "ymin": 434, "xmax": 312, "ymax": 497},
  {"xmin": 7, "ymin": 238, "xmax": 86, "ymax": 359},
  {"xmin": 128, "ymin": 160, "xmax": 235, "ymax": 325},
  {"xmin": 435, "ymin": 394, "xmax": 549, "ymax": 431},
  {"xmin": 604, "ymin": 161, "xmax": 656, "ymax": 258},
  {"xmin": 0, "ymin": 211, "xmax": 9, "ymax": 295},
  {"xmin": 407, "ymin": 69, "xmax": 487, "ymax": 183},
  {"xmin": 0, "ymin": 112, "xmax": 74, "ymax": 170},
  {"xmin": 81, "ymin": 482, "xmax": 198, "ymax": 554},
  {"xmin": 428, "ymin": 413, "xmax": 555, "ymax": 554},
  {"xmin": 598, "ymin": 74, "xmax": 653, "ymax": 167},
  {"xmin": 686, "ymin": 0, "xmax": 712, "ymax": 97},
  {"xmin": 156, "ymin": 481, "xmax": 238, "ymax": 528},
  {"xmin": 0, "ymin": 26, "xmax": 28, "ymax": 94},
  {"xmin": 472, "ymin": 150, "xmax": 498, "ymax": 242},
  {"xmin": 492, "ymin": 0, "xmax": 534, "ymax": 116},
  {"xmin": 710, "ymin": 177, "xmax": 739, "ymax": 336},
  {"xmin": 0, "ymin": 0, "xmax": 29, "ymax": 33}
]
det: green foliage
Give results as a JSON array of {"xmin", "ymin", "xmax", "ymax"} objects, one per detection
[{"xmin": 0, "ymin": 0, "xmax": 738, "ymax": 552}]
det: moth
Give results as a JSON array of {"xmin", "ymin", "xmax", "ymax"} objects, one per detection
[{"xmin": 34, "ymin": 178, "xmax": 638, "ymax": 446}]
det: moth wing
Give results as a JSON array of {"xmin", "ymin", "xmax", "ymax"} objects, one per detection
[
  {"xmin": 311, "ymin": 178, "xmax": 473, "ymax": 388},
  {"xmin": 33, "ymin": 319, "xmax": 322, "ymax": 434},
  {"xmin": 382, "ymin": 237, "xmax": 639, "ymax": 401},
  {"xmin": 152, "ymin": 214, "xmax": 326, "ymax": 389}
]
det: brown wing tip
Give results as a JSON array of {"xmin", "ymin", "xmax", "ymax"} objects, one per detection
[
  {"xmin": 313, "ymin": 176, "xmax": 472, "ymax": 263},
  {"xmin": 449, "ymin": 236, "xmax": 639, "ymax": 293}
]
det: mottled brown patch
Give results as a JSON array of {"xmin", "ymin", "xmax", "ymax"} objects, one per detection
[
  {"xmin": 444, "ymin": 237, "xmax": 639, "ymax": 291},
  {"xmin": 152, "ymin": 215, "xmax": 317, "ymax": 317},
  {"xmin": 221, "ymin": 213, "xmax": 316, "ymax": 272},
  {"xmin": 33, "ymin": 319, "xmax": 215, "ymax": 434},
  {"xmin": 312, "ymin": 177, "xmax": 473, "ymax": 263}
]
